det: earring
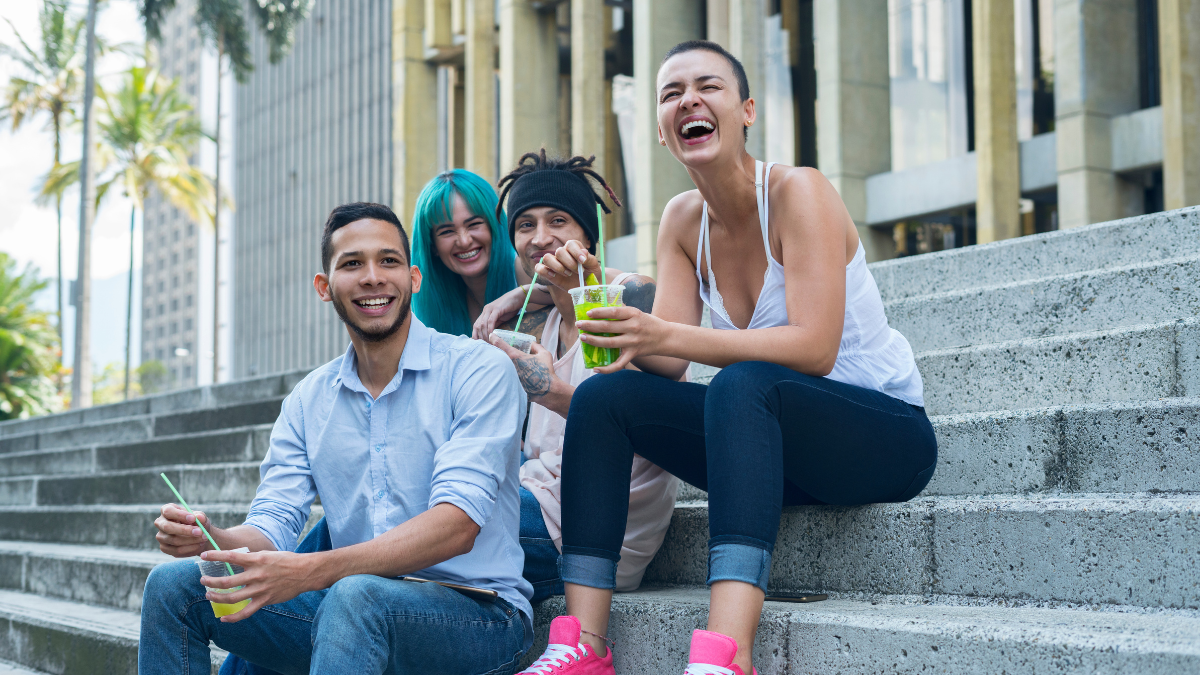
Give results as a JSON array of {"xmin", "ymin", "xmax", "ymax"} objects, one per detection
[{"xmin": 660, "ymin": 140, "xmax": 666, "ymax": 146}]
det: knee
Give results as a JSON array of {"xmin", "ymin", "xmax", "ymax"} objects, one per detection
[
  {"xmin": 320, "ymin": 575, "xmax": 385, "ymax": 621},
  {"xmin": 142, "ymin": 559, "xmax": 203, "ymax": 616},
  {"xmin": 572, "ymin": 370, "xmax": 637, "ymax": 410},
  {"xmin": 707, "ymin": 361, "xmax": 788, "ymax": 406}
]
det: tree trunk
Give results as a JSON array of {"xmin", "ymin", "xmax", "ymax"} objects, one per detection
[
  {"xmin": 53, "ymin": 112, "xmax": 63, "ymax": 365},
  {"xmin": 124, "ymin": 204, "xmax": 135, "ymax": 400},
  {"xmin": 212, "ymin": 41, "xmax": 223, "ymax": 385},
  {"xmin": 71, "ymin": 0, "xmax": 99, "ymax": 409}
]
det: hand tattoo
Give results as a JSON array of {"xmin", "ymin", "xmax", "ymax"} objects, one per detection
[
  {"xmin": 622, "ymin": 276, "xmax": 657, "ymax": 313},
  {"xmin": 515, "ymin": 356, "xmax": 553, "ymax": 397}
]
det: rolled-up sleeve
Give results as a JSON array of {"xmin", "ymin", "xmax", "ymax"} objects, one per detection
[
  {"xmin": 429, "ymin": 347, "xmax": 527, "ymax": 527},
  {"xmin": 245, "ymin": 392, "xmax": 317, "ymax": 552}
]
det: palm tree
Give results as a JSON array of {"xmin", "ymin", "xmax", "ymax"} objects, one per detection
[
  {"xmin": 43, "ymin": 62, "xmax": 215, "ymax": 399},
  {"xmin": 0, "ymin": 253, "xmax": 59, "ymax": 420},
  {"xmin": 0, "ymin": 0, "xmax": 87, "ymax": 362},
  {"xmin": 139, "ymin": 0, "xmax": 310, "ymax": 384}
]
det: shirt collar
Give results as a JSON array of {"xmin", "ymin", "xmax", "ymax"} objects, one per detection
[{"xmin": 330, "ymin": 314, "xmax": 434, "ymax": 395}]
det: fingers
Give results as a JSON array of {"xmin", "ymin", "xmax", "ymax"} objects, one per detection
[
  {"xmin": 528, "ymin": 342, "xmax": 550, "ymax": 357},
  {"xmin": 217, "ymin": 596, "xmax": 265, "ymax": 623},
  {"xmin": 200, "ymin": 572, "xmax": 248, "ymax": 591},
  {"xmin": 577, "ymin": 305, "xmax": 637, "ymax": 321},
  {"xmin": 535, "ymin": 252, "xmax": 571, "ymax": 279}
]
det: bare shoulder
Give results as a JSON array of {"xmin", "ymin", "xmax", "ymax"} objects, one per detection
[
  {"xmin": 658, "ymin": 190, "xmax": 704, "ymax": 238},
  {"xmin": 770, "ymin": 165, "xmax": 837, "ymax": 200},
  {"xmin": 768, "ymin": 165, "xmax": 857, "ymax": 256}
]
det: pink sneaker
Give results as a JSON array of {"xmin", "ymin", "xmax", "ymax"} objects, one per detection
[
  {"xmin": 518, "ymin": 616, "xmax": 615, "ymax": 674},
  {"xmin": 682, "ymin": 629, "xmax": 758, "ymax": 675}
]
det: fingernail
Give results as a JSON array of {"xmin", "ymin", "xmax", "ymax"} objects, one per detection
[
  {"xmin": 193, "ymin": 528, "xmax": 201, "ymax": 536},
  {"xmin": 580, "ymin": 255, "xmax": 587, "ymax": 262}
]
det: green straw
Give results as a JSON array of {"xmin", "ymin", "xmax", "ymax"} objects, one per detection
[
  {"xmin": 515, "ymin": 272, "xmax": 539, "ymax": 333},
  {"xmin": 160, "ymin": 473, "xmax": 235, "ymax": 576},
  {"xmin": 597, "ymin": 203, "xmax": 607, "ymax": 306}
]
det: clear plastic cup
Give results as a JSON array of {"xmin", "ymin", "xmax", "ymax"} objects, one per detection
[
  {"xmin": 197, "ymin": 547, "xmax": 250, "ymax": 618},
  {"xmin": 491, "ymin": 329, "xmax": 536, "ymax": 354},
  {"xmin": 568, "ymin": 284, "xmax": 625, "ymax": 369}
]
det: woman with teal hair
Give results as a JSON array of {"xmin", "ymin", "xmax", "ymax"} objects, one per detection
[{"xmin": 410, "ymin": 169, "xmax": 523, "ymax": 335}]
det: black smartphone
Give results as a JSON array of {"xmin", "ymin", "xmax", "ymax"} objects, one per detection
[{"xmin": 764, "ymin": 593, "xmax": 828, "ymax": 603}]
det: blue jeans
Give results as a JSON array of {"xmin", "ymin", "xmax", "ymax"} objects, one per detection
[
  {"xmin": 141, "ymin": 521, "xmax": 527, "ymax": 675},
  {"xmin": 559, "ymin": 362, "xmax": 938, "ymax": 593},
  {"xmin": 520, "ymin": 487, "xmax": 564, "ymax": 604}
]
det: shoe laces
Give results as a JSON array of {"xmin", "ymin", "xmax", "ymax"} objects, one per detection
[
  {"xmin": 683, "ymin": 665, "xmax": 735, "ymax": 675},
  {"xmin": 521, "ymin": 643, "xmax": 586, "ymax": 673}
]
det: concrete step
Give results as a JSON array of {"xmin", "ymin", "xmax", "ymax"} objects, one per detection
[
  {"xmin": 0, "ymin": 426, "xmax": 271, "ymax": 479},
  {"xmin": 918, "ymin": 319, "xmax": 1199, "ymax": 416},
  {"xmin": 0, "ymin": 398, "xmax": 283, "ymax": 457},
  {"xmin": 0, "ymin": 463, "xmax": 261, "ymax": 507},
  {"xmin": 677, "ymin": 397, "xmax": 1200, "ymax": 501},
  {"xmin": 0, "ymin": 505, "xmax": 323, "ymax": 551},
  {"xmin": 0, "ymin": 542, "xmax": 168, "ymax": 613},
  {"xmin": 644, "ymin": 493, "xmax": 1200, "ymax": 610},
  {"xmin": 0, "ymin": 369, "xmax": 308, "ymax": 440},
  {"xmin": 0, "ymin": 589, "xmax": 225, "ymax": 675},
  {"xmin": 530, "ymin": 588, "xmax": 1200, "ymax": 674},
  {"xmin": 0, "ymin": 660, "xmax": 50, "ymax": 675},
  {"xmin": 871, "ymin": 205, "xmax": 1200, "ymax": 302},
  {"xmin": 888, "ymin": 254, "xmax": 1200, "ymax": 352}
]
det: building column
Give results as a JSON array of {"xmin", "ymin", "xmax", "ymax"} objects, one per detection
[
  {"xmin": 814, "ymin": 0, "xmax": 892, "ymax": 261},
  {"xmin": 972, "ymin": 0, "xmax": 1020, "ymax": 243},
  {"xmin": 1159, "ymin": 0, "xmax": 1200, "ymax": 209},
  {"xmin": 729, "ymin": 0, "xmax": 766, "ymax": 160},
  {"xmin": 499, "ymin": 0, "xmax": 560, "ymax": 173},
  {"xmin": 633, "ymin": 0, "xmax": 701, "ymax": 277},
  {"xmin": 393, "ymin": 0, "xmax": 439, "ymax": 224},
  {"xmin": 571, "ymin": 0, "xmax": 606, "ymax": 167},
  {"xmin": 464, "ymin": 0, "xmax": 496, "ymax": 181},
  {"xmin": 1054, "ymin": 0, "xmax": 1141, "ymax": 229}
]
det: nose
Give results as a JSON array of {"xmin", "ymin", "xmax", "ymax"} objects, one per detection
[
  {"xmin": 678, "ymin": 87, "xmax": 701, "ymax": 110},
  {"xmin": 531, "ymin": 222, "xmax": 554, "ymax": 248},
  {"xmin": 456, "ymin": 228, "xmax": 473, "ymax": 250},
  {"xmin": 361, "ymin": 260, "xmax": 384, "ymax": 285}
]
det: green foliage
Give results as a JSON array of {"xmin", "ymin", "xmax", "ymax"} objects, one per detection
[
  {"xmin": 136, "ymin": 360, "xmax": 171, "ymax": 395},
  {"xmin": 138, "ymin": 0, "xmax": 310, "ymax": 83},
  {"xmin": 0, "ymin": 253, "xmax": 60, "ymax": 420},
  {"xmin": 40, "ymin": 60, "xmax": 215, "ymax": 222},
  {"xmin": 0, "ymin": 0, "xmax": 84, "ymax": 135}
]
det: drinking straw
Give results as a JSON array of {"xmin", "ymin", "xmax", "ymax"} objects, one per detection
[
  {"xmin": 515, "ymin": 272, "xmax": 539, "ymax": 333},
  {"xmin": 597, "ymin": 203, "xmax": 607, "ymax": 288},
  {"xmin": 160, "ymin": 473, "xmax": 236, "ymax": 576}
]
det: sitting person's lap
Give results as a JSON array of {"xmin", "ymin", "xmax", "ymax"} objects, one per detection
[{"xmin": 149, "ymin": 550, "xmax": 526, "ymax": 675}]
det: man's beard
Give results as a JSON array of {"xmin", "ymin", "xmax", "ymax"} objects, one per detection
[{"xmin": 331, "ymin": 293, "xmax": 411, "ymax": 343}]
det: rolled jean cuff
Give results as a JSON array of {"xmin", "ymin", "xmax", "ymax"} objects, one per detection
[
  {"xmin": 707, "ymin": 543, "xmax": 772, "ymax": 593},
  {"xmin": 559, "ymin": 547, "xmax": 619, "ymax": 590}
]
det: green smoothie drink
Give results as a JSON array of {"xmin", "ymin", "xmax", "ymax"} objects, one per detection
[
  {"xmin": 197, "ymin": 548, "xmax": 250, "ymax": 617},
  {"xmin": 569, "ymin": 284, "xmax": 625, "ymax": 369}
]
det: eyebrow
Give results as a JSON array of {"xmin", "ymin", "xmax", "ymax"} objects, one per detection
[
  {"xmin": 335, "ymin": 248, "xmax": 405, "ymax": 264},
  {"xmin": 659, "ymin": 74, "xmax": 726, "ymax": 92}
]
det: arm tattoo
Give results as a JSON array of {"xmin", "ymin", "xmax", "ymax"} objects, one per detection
[
  {"xmin": 622, "ymin": 276, "xmax": 657, "ymax": 313},
  {"xmin": 515, "ymin": 356, "xmax": 553, "ymax": 397},
  {"xmin": 500, "ymin": 306, "xmax": 551, "ymax": 342}
]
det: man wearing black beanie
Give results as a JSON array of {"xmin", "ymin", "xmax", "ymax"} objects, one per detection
[{"xmin": 484, "ymin": 151, "xmax": 682, "ymax": 634}]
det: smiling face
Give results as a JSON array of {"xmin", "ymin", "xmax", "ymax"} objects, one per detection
[
  {"xmin": 432, "ymin": 193, "xmax": 493, "ymax": 281},
  {"xmin": 315, "ymin": 218, "xmax": 422, "ymax": 343},
  {"xmin": 656, "ymin": 49, "xmax": 755, "ymax": 167},
  {"xmin": 512, "ymin": 206, "xmax": 591, "ymax": 278}
]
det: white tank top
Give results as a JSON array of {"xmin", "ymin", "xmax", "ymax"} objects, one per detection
[{"xmin": 695, "ymin": 160, "xmax": 925, "ymax": 407}]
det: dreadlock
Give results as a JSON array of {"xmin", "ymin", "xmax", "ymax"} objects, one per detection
[{"xmin": 495, "ymin": 149, "xmax": 623, "ymax": 225}]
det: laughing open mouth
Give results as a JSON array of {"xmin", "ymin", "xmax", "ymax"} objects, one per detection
[
  {"xmin": 454, "ymin": 248, "xmax": 482, "ymax": 261},
  {"xmin": 680, "ymin": 118, "xmax": 715, "ymax": 140},
  {"xmin": 354, "ymin": 297, "xmax": 394, "ymax": 310}
]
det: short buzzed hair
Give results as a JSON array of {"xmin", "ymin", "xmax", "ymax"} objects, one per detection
[{"xmin": 320, "ymin": 202, "xmax": 411, "ymax": 274}]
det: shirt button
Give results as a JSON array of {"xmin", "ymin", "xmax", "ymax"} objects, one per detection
[
  {"xmin": 366, "ymin": 401, "xmax": 372, "ymax": 408},
  {"xmin": 376, "ymin": 490, "xmax": 385, "ymax": 499},
  {"xmin": 375, "ymin": 445, "xmax": 382, "ymax": 452}
]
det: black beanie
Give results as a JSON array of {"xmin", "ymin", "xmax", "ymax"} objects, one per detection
[{"xmin": 506, "ymin": 170, "xmax": 600, "ymax": 253}]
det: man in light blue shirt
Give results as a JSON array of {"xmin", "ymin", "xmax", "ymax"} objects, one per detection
[{"xmin": 139, "ymin": 202, "xmax": 533, "ymax": 675}]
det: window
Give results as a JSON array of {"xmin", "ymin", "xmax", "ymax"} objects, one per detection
[
  {"xmin": 145, "ymin": 284, "xmax": 152, "ymax": 296},
  {"xmin": 157, "ymin": 280, "xmax": 164, "ymax": 293},
  {"xmin": 186, "ymin": 271, "xmax": 193, "ymax": 283},
  {"xmin": 171, "ymin": 252, "xmax": 179, "ymax": 265},
  {"xmin": 171, "ymin": 298, "xmax": 179, "ymax": 311},
  {"xmin": 173, "ymin": 229, "xmax": 181, "ymax": 242},
  {"xmin": 170, "ymin": 322, "xmax": 178, "ymax": 335},
  {"xmin": 156, "ymin": 303, "xmax": 164, "ymax": 316},
  {"xmin": 184, "ymin": 365, "xmax": 193, "ymax": 380},
  {"xmin": 155, "ymin": 348, "xmax": 164, "ymax": 360},
  {"xmin": 185, "ymin": 341, "xmax": 193, "ymax": 352},
  {"xmin": 143, "ymin": 350, "xmax": 151, "ymax": 362},
  {"xmin": 173, "ymin": 276, "xmax": 179, "ymax": 289},
  {"xmin": 155, "ymin": 326, "xmax": 164, "ymax": 338},
  {"xmin": 157, "ymin": 258, "xmax": 164, "ymax": 271},
  {"xmin": 143, "ymin": 331, "xmax": 150, "ymax": 343},
  {"xmin": 186, "ymin": 295, "xmax": 193, "ymax": 307},
  {"xmin": 143, "ymin": 307, "xmax": 151, "ymax": 319},
  {"xmin": 186, "ymin": 247, "xmax": 194, "ymax": 259},
  {"xmin": 184, "ymin": 318, "xmax": 193, "ymax": 331},
  {"xmin": 187, "ymin": 224, "xmax": 195, "ymax": 236}
]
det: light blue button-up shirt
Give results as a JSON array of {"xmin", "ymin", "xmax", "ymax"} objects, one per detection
[{"xmin": 244, "ymin": 316, "xmax": 533, "ymax": 636}]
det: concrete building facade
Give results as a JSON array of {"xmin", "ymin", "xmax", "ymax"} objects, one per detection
[{"xmin": 228, "ymin": 0, "xmax": 1200, "ymax": 377}]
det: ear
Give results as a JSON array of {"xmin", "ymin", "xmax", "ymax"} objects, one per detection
[
  {"xmin": 743, "ymin": 97, "xmax": 757, "ymax": 128},
  {"xmin": 657, "ymin": 122, "xmax": 666, "ymax": 146},
  {"xmin": 314, "ymin": 273, "xmax": 332, "ymax": 302},
  {"xmin": 409, "ymin": 265, "xmax": 423, "ymax": 295}
]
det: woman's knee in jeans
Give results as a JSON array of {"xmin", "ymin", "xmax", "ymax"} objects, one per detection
[
  {"xmin": 706, "ymin": 361, "xmax": 797, "ymax": 405},
  {"xmin": 571, "ymin": 370, "xmax": 639, "ymax": 414}
]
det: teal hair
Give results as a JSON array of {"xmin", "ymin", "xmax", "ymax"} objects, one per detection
[{"xmin": 410, "ymin": 169, "xmax": 519, "ymax": 336}]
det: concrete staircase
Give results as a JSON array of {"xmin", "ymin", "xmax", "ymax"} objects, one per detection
[{"xmin": 0, "ymin": 207, "xmax": 1198, "ymax": 673}]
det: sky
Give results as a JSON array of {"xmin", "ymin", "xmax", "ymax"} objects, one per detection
[{"xmin": 0, "ymin": 0, "xmax": 146, "ymax": 369}]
